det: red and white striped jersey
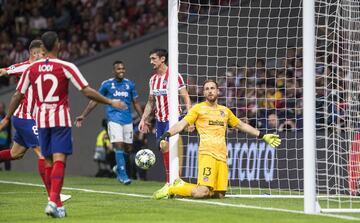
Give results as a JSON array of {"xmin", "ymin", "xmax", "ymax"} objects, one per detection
[
  {"xmin": 5, "ymin": 60, "xmax": 31, "ymax": 76},
  {"xmin": 16, "ymin": 57, "xmax": 89, "ymax": 128},
  {"xmin": 149, "ymin": 68, "xmax": 185, "ymax": 122},
  {"xmin": 5, "ymin": 60, "xmax": 36, "ymax": 119}
]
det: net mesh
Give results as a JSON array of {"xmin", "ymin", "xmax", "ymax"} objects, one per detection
[
  {"xmin": 315, "ymin": 0, "xmax": 360, "ymax": 210},
  {"xmin": 178, "ymin": 0, "xmax": 303, "ymax": 196},
  {"xmin": 176, "ymin": 0, "xmax": 360, "ymax": 210}
]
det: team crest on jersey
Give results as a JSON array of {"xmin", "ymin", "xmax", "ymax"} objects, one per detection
[
  {"xmin": 203, "ymin": 176, "xmax": 208, "ymax": 182},
  {"xmin": 125, "ymin": 84, "xmax": 129, "ymax": 90},
  {"xmin": 220, "ymin": 111, "xmax": 225, "ymax": 117},
  {"xmin": 111, "ymin": 83, "xmax": 115, "ymax": 89}
]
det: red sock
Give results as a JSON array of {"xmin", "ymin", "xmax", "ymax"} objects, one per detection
[
  {"xmin": 163, "ymin": 151, "xmax": 169, "ymax": 183},
  {"xmin": 38, "ymin": 159, "xmax": 46, "ymax": 188},
  {"xmin": 45, "ymin": 165, "xmax": 53, "ymax": 197},
  {"xmin": 0, "ymin": 149, "xmax": 12, "ymax": 161},
  {"xmin": 50, "ymin": 161, "xmax": 65, "ymax": 207}
]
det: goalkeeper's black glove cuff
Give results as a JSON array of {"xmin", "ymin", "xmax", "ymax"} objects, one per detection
[
  {"xmin": 258, "ymin": 130, "xmax": 265, "ymax": 139},
  {"xmin": 160, "ymin": 131, "xmax": 171, "ymax": 141}
]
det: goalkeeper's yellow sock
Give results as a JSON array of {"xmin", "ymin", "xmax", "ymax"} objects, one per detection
[{"xmin": 169, "ymin": 182, "xmax": 197, "ymax": 197}]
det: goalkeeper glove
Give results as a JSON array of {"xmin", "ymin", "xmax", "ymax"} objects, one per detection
[
  {"xmin": 259, "ymin": 132, "xmax": 281, "ymax": 148},
  {"xmin": 160, "ymin": 132, "xmax": 171, "ymax": 142},
  {"xmin": 159, "ymin": 132, "xmax": 171, "ymax": 151}
]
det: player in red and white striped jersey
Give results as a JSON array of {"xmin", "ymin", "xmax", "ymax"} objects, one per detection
[
  {"xmin": 1, "ymin": 60, "xmax": 35, "ymax": 120},
  {"xmin": 0, "ymin": 60, "xmax": 30, "ymax": 76},
  {"xmin": 139, "ymin": 48, "xmax": 193, "ymax": 184},
  {"xmin": 148, "ymin": 68, "xmax": 186, "ymax": 122},
  {"xmin": 1, "ymin": 32, "xmax": 127, "ymax": 218},
  {"xmin": 0, "ymin": 39, "xmax": 71, "ymax": 204}
]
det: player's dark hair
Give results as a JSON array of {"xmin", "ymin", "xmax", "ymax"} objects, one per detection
[
  {"xmin": 203, "ymin": 79, "xmax": 218, "ymax": 89},
  {"xmin": 149, "ymin": 48, "xmax": 168, "ymax": 64},
  {"xmin": 29, "ymin": 39, "xmax": 43, "ymax": 50},
  {"xmin": 113, "ymin": 60, "xmax": 124, "ymax": 67},
  {"xmin": 41, "ymin": 31, "xmax": 58, "ymax": 51}
]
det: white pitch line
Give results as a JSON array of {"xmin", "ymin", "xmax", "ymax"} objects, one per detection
[{"xmin": 0, "ymin": 180, "xmax": 359, "ymax": 221}]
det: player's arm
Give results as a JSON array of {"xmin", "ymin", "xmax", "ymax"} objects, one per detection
[
  {"xmin": 159, "ymin": 119, "xmax": 189, "ymax": 150},
  {"xmin": 132, "ymin": 97, "xmax": 143, "ymax": 118},
  {"xmin": 179, "ymin": 87, "xmax": 192, "ymax": 112},
  {"xmin": 0, "ymin": 68, "xmax": 8, "ymax": 77},
  {"xmin": 139, "ymin": 94, "xmax": 155, "ymax": 133},
  {"xmin": 179, "ymin": 87, "xmax": 195, "ymax": 132},
  {"xmin": 235, "ymin": 121, "xmax": 281, "ymax": 148},
  {"xmin": 166, "ymin": 119, "xmax": 189, "ymax": 136},
  {"xmin": 0, "ymin": 91, "xmax": 24, "ymax": 130},
  {"xmin": 74, "ymin": 100, "xmax": 98, "ymax": 127},
  {"xmin": 235, "ymin": 121, "xmax": 261, "ymax": 138},
  {"xmin": 81, "ymin": 86, "xmax": 128, "ymax": 110}
]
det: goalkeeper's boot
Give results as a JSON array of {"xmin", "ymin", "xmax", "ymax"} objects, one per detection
[
  {"xmin": 173, "ymin": 178, "xmax": 185, "ymax": 187},
  {"xmin": 45, "ymin": 201, "xmax": 60, "ymax": 218},
  {"xmin": 153, "ymin": 183, "xmax": 170, "ymax": 200},
  {"xmin": 57, "ymin": 206, "xmax": 67, "ymax": 218}
]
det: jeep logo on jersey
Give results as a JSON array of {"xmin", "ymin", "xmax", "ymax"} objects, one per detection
[
  {"xmin": 38, "ymin": 64, "xmax": 53, "ymax": 72},
  {"xmin": 152, "ymin": 89, "xmax": 168, "ymax": 96},
  {"xmin": 113, "ymin": 91, "xmax": 128, "ymax": 97}
]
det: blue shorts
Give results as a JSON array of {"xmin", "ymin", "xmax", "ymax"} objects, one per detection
[
  {"xmin": 155, "ymin": 117, "xmax": 184, "ymax": 141},
  {"xmin": 39, "ymin": 127, "xmax": 73, "ymax": 157},
  {"xmin": 155, "ymin": 121, "xmax": 169, "ymax": 140},
  {"xmin": 12, "ymin": 116, "xmax": 39, "ymax": 149}
]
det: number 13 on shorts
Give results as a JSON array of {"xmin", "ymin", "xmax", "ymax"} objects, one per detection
[{"xmin": 197, "ymin": 154, "xmax": 228, "ymax": 191}]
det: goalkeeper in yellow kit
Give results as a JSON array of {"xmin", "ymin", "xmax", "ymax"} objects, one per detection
[{"xmin": 153, "ymin": 79, "xmax": 281, "ymax": 199}]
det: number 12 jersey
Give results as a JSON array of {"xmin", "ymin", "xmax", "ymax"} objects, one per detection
[{"xmin": 16, "ymin": 57, "xmax": 89, "ymax": 128}]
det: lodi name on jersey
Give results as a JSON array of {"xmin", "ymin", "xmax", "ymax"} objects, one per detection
[{"xmin": 38, "ymin": 64, "xmax": 53, "ymax": 72}]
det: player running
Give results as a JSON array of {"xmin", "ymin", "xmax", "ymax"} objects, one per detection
[
  {"xmin": 0, "ymin": 39, "xmax": 71, "ymax": 203},
  {"xmin": 0, "ymin": 31, "xmax": 127, "ymax": 218}
]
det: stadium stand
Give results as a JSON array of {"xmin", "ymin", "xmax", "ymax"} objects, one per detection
[{"xmin": 0, "ymin": 0, "xmax": 167, "ymax": 86}]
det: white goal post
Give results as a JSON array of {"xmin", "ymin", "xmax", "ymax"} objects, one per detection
[{"xmin": 167, "ymin": 0, "xmax": 360, "ymax": 213}]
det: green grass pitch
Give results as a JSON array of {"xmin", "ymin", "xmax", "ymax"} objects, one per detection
[{"xmin": 0, "ymin": 171, "xmax": 359, "ymax": 222}]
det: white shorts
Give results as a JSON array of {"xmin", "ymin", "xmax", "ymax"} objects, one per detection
[{"xmin": 107, "ymin": 122, "xmax": 133, "ymax": 144}]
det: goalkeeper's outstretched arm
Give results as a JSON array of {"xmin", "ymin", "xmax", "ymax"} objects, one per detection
[
  {"xmin": 235, "ymin": 121, "xmax": 260, "ymax": 138},
  {"xmin": 162, "ymin": 119, "xmax": 189, "ymax": 138},
  {"xmin": 158, "ymin": 119, "xmax": 189, "ymax": 150},
  {"xmin": 235, "ymin": 121, "xmax": 281, "ymax": 148}
]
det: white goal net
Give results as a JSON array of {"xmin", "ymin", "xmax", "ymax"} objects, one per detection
[
  {"xmin": 315, "ymin": 0, "xmax": 360, "ymax": 212},
  {"xmin": 175, "ymin": 0, "xmax": 360, "ymax": 212}
]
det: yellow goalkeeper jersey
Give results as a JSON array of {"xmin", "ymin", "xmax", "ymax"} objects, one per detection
[{"xmin": 184, "ymin": 102, "xmax": 240, "ymax": 161}]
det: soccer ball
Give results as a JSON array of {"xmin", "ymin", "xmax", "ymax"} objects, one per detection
[{"xmin": 135, "ymin": 149, "xmax": 156, "ymax": 170}]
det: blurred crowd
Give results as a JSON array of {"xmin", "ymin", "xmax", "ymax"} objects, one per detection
[
  {"xmin": 0, "ymin": 0, "xmax": 167, "ymax": 86},
  {"xmin": 0, "ymin": 0, "xmax": 344, "ymax": 133},
  {"xmin": 185, "ymin": 48, "xmax": 333, "ymax": 132}
]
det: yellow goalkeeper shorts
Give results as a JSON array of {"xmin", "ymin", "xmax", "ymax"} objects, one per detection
[{"xmin": 197, "ymin": 154, "xmax": 228, "ymax": 192}]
